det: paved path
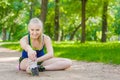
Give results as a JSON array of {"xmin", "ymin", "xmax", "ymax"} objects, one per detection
[{"xmin": 0, "ymin": 47, "xmax": 120, "ymax": 80}]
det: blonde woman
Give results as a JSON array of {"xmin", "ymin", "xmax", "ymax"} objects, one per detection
[{"xmin": 19, "ymin": 18, "xmax": 72, "ymax": 76}]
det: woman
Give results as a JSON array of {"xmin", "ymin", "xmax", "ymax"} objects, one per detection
[{"xmin": 19, "ymin": 18, "xmax": 72, "ymax": 76}]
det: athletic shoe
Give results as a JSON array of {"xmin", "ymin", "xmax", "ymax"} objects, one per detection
[
  {"xmin": 38, "ymin": 65, "xmax": 45, "ymax": 72},
  {"xmin": 31, "ymin": 67, "xmax": 39, "ymax": 76}
]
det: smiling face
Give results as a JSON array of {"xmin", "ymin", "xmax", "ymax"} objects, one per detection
[
  {"xmin": 29, "ymin": 24, "xmax": 42, "ymax": 39},
  {"xmin": 28, "ymin": 18, "xmax": 43, "ymax": 39}
]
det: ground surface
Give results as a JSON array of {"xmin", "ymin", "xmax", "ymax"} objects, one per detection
[{"xmin": 0, "ymin": 47, "xmax": 120, "ymax": 80}]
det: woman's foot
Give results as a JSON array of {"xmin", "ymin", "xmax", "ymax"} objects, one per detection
[
  {"xmin": 31, "ymin": 67, "xmax": 39, "ymax": 76},
  {"xmin": 26, "ymin": 66, "xmax": 39, "ymax": 76}
]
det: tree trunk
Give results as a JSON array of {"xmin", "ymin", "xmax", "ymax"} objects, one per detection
[
  {"xmin": 2, "ymin": 28, "xmax": 7, "ymax": 41},
  {"xmin": 70, "ymin": 23, "xmax": 81, "ymax": 40},
  {"xmin": 70, "ymin": 18, "xmax": 88, "ymax": 40},
  {"xmin": 8, "ymin": 27, "xmax": 12, "ymax": 40},
  {"xmin": 40, "ymin": 0, "xmax": 48, "ymax": 25},
  {"xmin": 61, "ymin": 29, "xmax": 64, "ymax": 41},
  {"xmin": 54, "ymin": 0, "xmax": 60, "ymax": 41},
  {"xmin": 29, "ymin": 2, "xmax": 33, "ymax": 19},
  {"xmin": 48, "ymin": 26, "xmax": 52, "ymax": 38},
  {"xmin": 81, "ymin": 0, "xmax": 87, "ymax": 43},
  {"xmin": 101, "ymin": 0, "xmax": 108, "ymax": 42}
]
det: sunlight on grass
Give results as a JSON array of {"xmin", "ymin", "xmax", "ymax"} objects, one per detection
[{"xmin": 0, "ymin": 42, "xmax": 22, "ymax": 51}]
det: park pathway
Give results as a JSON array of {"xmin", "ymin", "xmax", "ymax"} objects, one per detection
[{"xmin": 0, "ymin": 47, "xmax": 120, "ymax": 80}]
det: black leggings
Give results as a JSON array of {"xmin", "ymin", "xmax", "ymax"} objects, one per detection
[{"xmin": 19, "ymin": 57, "xmax": 43, "ymax": 65}]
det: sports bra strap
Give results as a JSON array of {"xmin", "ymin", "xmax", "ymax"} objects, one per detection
[
  {"xmin": 28, "ymin": 34, "xmax": 44, "ymax": 47},
  {"xmin": 42, "ymin": 35, "xmax": 44, "ymax": 46},
  {"xmin": 28, "ymin": 33, "xmax": 31, "ymax": 45}
]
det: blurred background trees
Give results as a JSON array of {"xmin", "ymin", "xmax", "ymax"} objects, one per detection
[{"xmin": 0, "ymin": 0, "xmax": 120, "ymax": 43}]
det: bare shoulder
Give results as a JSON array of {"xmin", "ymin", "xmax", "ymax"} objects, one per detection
[
  {"xmin": 20, "ymin": 35, "xmax": 28, "ymax": 40},
  {"xmin": 20, "ymin": 35, "xmax": 28, "ymax": 43},
  {"xmin": 43, "ymin": 34, "xmax": 52, "ymax": 44},
  {"xmin": 43, "ymin": 34, "xmax": 51, "ymax": 41}
]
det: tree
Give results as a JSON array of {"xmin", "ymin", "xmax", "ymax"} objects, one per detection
[
  {"xmin": 101, "ymin": 0, "xmax": 108, "ymax": 42},
  {"xmin": 54, "ymin": 0, "xmax": 60, "ymax": 41},
  {"xmin": 40, "ymin": 0, "xmax": 48, "ymax": 25},
  {"xmin": 0, "ymin": 0, "xmax": 12, "ymax": 41},
  {"xmin": 29, "ymin": 1, "xmax": 33, "ymax": 19},
  {"xmin": 81, "ymin": 0, "xmax": 87, "ymax": 43}
]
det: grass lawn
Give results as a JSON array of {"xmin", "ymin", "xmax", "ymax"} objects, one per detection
[{"xmin": 0, "ymin": 41, "xmax": 120, "ymax": 65}]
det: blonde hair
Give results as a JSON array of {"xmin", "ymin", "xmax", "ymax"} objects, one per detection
[
  {"xmin": 28, "ymin": 18, "xmax": 43, "ymax": 44},
  {"xmin": 28, "ymin": 18, "xmax": 43, "ymax": 28}
]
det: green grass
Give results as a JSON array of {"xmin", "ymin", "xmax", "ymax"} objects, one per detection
[
  {"xmin": 0, "ymin": 41, "xmax": 120, "ymax": 65},
  {"xmin": 54, "ymin": 41, "xmax": 120, "ymax": 64},
  {"xmin": 0, "ymin": 42, "xmax": 22, "ymax": 51}
]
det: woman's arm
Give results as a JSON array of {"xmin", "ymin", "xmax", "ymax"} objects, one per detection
[
  {"xmin": 20, "ymin": 35, "xmax": 37, "ymax": 61},
  {"xmin": 20, "ymin": 35, "xmax": 32, "ymax": 52},
  {"xmin": 37, "ymin": 35, "xmax": 54, "ymax": 62}
]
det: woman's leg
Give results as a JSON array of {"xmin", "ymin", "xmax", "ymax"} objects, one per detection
[
  {"xmin": 20, "ymin": 58, "xmax": 39, "ymax": 75},
  {"xmin": 20, "ymin": 57, "xmax": 72, "ymax": 71},
  {"xmin": 20, "ymin": 58, "xmax": 29, "ymax": 71},
  {"xmin": 41, "ymin": 58, "xmax": 72, "ymax": 71}
]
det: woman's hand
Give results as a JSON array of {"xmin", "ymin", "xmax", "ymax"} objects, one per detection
[{"xmin": 28, "ymin": 49, "xmax": 37, "ymax": 61}]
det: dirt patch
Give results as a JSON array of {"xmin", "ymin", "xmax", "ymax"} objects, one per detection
[{"xmin": 0, "ymin": 47, "xmax": 120, "ymax": 80}]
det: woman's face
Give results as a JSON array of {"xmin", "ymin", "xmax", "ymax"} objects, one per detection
[{"xmin": 29, "ymin": 24, "xmax": 42, "ymax": 39}]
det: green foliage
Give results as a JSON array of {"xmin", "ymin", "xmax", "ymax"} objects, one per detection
[
  {"xmin": 112, "ymin": 5, "xmax": 120, "ymax": 35},
  {"xmin": 12, "ymin": 1, "xmax": 23, "ymax": 11},
  {"xmin": 0, "ymin": 0, "xmax": 120, "ymax": 42},
  {"xmin": 86, "ymin": 0, "xmax": 103, "ymax": 17},
  {"xmin": 0, "ymin": 0, "xmax": 10, "ymax": 8},
  {"xmin": 86, "ymin": 17, "xmax": 102, "ymax": 41},
  {"xmin": 44, "ymin": 0, "xmax": 55, "ymax": 38},
  {"xmin": 0, "ymin": 0, "xmax": 29, "ymax": 41}
]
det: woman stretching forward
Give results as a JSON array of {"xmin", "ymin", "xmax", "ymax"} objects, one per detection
[{"xmin": 19, "ymin": 18, "xmax": 72, "ymax": 76}]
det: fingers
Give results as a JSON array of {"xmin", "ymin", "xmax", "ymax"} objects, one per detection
[
  {"xmin": 31, "ymin": 53, "xmax": 37, "ymax": 61},
  {"xmin": 28, "ymin": 50, "xmax": 37, "ymax": 61},
  {"xmin": 32, "ymin": 53, "xmax": 37, "ymax": 61}
]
